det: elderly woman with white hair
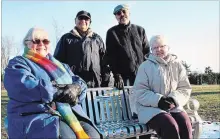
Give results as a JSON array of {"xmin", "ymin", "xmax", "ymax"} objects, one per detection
[
  {"xmin": 3, "ymin": 27, "xmax": 100, "ymax": 139},
  {"xmin": 133, "ymin": 35, "xmax": 192, "ymax": 139}
]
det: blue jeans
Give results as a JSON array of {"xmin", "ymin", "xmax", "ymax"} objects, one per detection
[{"xmin": 60, "ymin": 121, "xmax": 100, "ymax": 139}]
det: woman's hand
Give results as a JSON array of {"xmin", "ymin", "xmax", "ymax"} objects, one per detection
[
  {"xmin": 54, "ymin": 83, "xmax": 81, "ymax": 105},
  {"xmin": 158, "ymin": 97, "xmax": 175, "ymax": 111}
]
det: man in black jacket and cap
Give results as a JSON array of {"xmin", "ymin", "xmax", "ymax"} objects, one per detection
[
  {"xmin": 54, "ymin": 10, "xmax": 113, "ymax": 88},
  {"xmin": 106, "ymin": 4, "xmax": 150, "ymax": 89}
]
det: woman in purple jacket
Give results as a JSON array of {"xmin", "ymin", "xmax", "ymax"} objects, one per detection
[{"xmin": 3, "ymin": 27, "xmax": 100, "ymax": 139}]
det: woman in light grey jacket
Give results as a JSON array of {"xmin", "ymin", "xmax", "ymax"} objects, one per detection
[{"xmin": 133, "ymin": 35, "xmax": 192, "ymax": 139}]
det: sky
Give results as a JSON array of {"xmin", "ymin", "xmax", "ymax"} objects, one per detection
[{"xmin": 1, "ymin": 1, "xmax": 219, "ymax": 73}]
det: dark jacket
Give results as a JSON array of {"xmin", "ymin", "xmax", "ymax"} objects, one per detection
[
  {"xmin": 106, "ymin": 22, "xmax": 150, "ymax": 77},
  {"xmin": 4, "ymin": 56, "xmax": 98, "ymax": 138},
  {"xmin": 54, "ymin": 27, "xmax": 106, "ymax": 87}
]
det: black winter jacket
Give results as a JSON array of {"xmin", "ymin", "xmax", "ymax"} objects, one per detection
[
  {"xmin": 106, "ymin": 22, "xmax": 150, "ymax": 77},
  {"xmin": 54, "ymin": 27, "xmax": 105, "ymax": 87}
]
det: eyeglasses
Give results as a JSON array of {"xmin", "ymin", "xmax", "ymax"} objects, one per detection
[
  {"xmin": 26, "ymin": 39, "xmax": 50, "ymax": 45},
  {"xmin": 115, "ymin": 10, "xmax": 127, "ymax": 16},
  {"xmin": 152, "ymin": 45, "xmax": 167, "ymax": 50},
  {"xmin": 78, "ymin": 16, "xmax": 90, "ymax": 21}
]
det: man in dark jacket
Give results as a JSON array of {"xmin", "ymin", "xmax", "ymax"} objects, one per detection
[
  {"xmin": 54, "ymin": 10, "xmax": 111, "ymax": 88},
  {"xmin": 106, "ymin": 4, "xmax": 150, "ymax": 89}
]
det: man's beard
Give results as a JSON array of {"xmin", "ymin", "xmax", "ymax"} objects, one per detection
[{"xmin": 120, "ymin": 16, "xmax": 128, "ymax": 24}]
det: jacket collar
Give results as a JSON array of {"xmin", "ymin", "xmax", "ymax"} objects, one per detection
[
  {"xmin": 118, "ymin": 21, "xmax": 131, "ymax": 30},
  {"xmin": 70, "ymin": 27, "xmax": 93, "ymax": 38},
  {"xmin": 147, "ymin": 53, "xmax": 177, "ymax": 65}
]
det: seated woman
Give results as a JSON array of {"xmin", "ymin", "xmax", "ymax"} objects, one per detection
[
  {"xmin": 3, "ymin": 27, "xmax": 100, "ymax": 139},
  {"xmin": 133, "ymin": 35, "xmax": 192, "ymax": 139}
]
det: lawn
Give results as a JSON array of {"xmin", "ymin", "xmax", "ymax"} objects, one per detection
[
  {"xmin": 1, "ymin": 90, "xmax": 8, "ymax": 138},
  {"xmin": 191, "ymin": 85, "xmax": 220, "ymax": 121},
  {"xmin": 1, "ymin": 85, "xmax": 220, "ymax": 138}
]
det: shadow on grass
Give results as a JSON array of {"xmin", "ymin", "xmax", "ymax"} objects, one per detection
[
  {"xmin": 1, "ymin": 96, "xmax": 9, "ymax": 99},
  {"xmin": 1, "ymin": 96, "xmax": 8, "ymax": 139},
  {"xmin": 1, "ymin": 98, "xmax": 7, "ymax": 106},
  {"xmin": 1, "ymin": 96, "xmax": 9, "ymax": 105},
  {"xmin": 192, "ymin": 91, "xmax": 220, "ymax": 96}
]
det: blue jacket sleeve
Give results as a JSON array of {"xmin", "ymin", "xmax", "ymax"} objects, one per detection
[{"xmin": 3, "ymin": 56, "xmax": 56, "ymax": 103}]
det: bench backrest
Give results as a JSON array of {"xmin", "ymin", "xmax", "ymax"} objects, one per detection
[{"xmin": 81, "ymin": 86, "xmax": 134, "ymax": 125}]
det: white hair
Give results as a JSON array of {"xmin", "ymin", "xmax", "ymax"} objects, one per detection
[
  {"xmin": 149, "ymin": 35, "xmax": 168, "ymax": 48},
  {"xmin": 23, "ymin": 27, "xmax": 49, "ymax": 47}
]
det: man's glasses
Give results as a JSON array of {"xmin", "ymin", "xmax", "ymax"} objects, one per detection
[
  {"xmin": 26, "ymin": 39, "xmax": 50, "ymax": 45},
  {"xmin": 115, "ymin": 10, "xmax": 127, "ymax": 16},
  {"xmin": 78, "ymin": 16, "xmax": 90, "ymax": 21}
]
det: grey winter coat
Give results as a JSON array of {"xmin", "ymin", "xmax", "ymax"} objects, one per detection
[{"xmin": 132, "ymin": 54, "xmax": 192, "ymax": 123}]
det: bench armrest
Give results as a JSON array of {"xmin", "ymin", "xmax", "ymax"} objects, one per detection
[
  {"xmin": 186, "ymin": 98, "xmax": 200, "ymax": 111},
  {"xmin": 185, "ymin": 98, "xmax": 202, "ymax": 122},
  {"xmin": 185, "ymin": 98, "xmax": 203, "ymax": 139}
]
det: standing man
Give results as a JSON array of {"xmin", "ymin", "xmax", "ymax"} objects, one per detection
[
  {"xmin": 54, "ymin": 10, "xmax": 109, "ymax": 88},
  {"xmin": 106, "ymin": 4, "xmax": 150, "ymax": 89}
]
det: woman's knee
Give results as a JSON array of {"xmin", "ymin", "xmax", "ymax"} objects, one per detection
[
  {"xmin": 172, "ymin": 112, "xmax": 192, "ymax": 128},
  {"xmin": 163, "ymin": 114, "xmax": 179, "ymax": 132},
  {"xmin": 148, "ymin": 113, "xmax": 180, "ymax": 139},
  {"xmin": 150, "ymin": 113, "xmax": 179, "ymax": 130},
  {"xmin": 171, "ymin": 112, "xmax": 192, "ymax": 139}
]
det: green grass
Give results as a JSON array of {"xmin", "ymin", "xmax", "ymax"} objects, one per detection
[
  {"xmin": 1, "ymin": 85, "xmax": 220, "ymax": 138},
  {"xmin": 191, "ymin": 85, "xmax": 220, "ymax": 92},
  {"xmin": 1, "ymin": 90, "xmax": 8, "ymax": 139},
  {"xmin": 191, "ymin": 92, "xmax": 220, "ymax": 122},
  {"xmin": 191, "ymin": 85, "xmax": 220, "ymax": 122}
]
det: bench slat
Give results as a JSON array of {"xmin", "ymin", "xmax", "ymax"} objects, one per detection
[
  {"xmin": 124, "ymin": 88, "xmax": 133, "ymax": 120},
  {"xmin": 120, "ymin": 90, "xmax": 128, "ymax": 121},
  {"xmin": 110, "ymin": 94, "xmax": 117, "ymax": 122},
  {"xmin": 81, "ymin": 97, "xmax": 87, "ymax": 115},
  {"xmin": 105, "ymin": 94, "xmax": 111, "ymax": 122},
  {"xmin": 98, "ymin": 90, "xmax": 106, "ymax": 123},
  {"xmin": 92, "ymin": 90, "xmax": 100, "ymax": 124},
  {"xmin": 87, "ymin": 91, "xmax": 94, "ymax": 123},
  {"xmin": 114, "ymin": 93, "xmax": 122, "ymax": 121}
]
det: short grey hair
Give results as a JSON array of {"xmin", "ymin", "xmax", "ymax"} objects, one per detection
[
  {"xmin": 23, "ymin": 27, "xmax": 49, "ymax": 47},
  {"xmin": 149, "ymin": 35, "xmax": 168, "ymax": 48}
]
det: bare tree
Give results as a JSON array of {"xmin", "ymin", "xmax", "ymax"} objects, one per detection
[
  {"xmin": 52, "ymin": 17, "xmax": 64, "ymax": 43},
  {"xmin": 2, "ymin": 36, "xmax": 13, "ymax": 74},
  {"xmin": 205, "ymin": 66, "xmax": 213, "ymax": 74},
  {"xmin": 1, "ymin": 36, "xmax": 20, "ymax": 74},
  {"xmin": 182, "ymin": 61, "xmax": 191, "ymax": 75}
]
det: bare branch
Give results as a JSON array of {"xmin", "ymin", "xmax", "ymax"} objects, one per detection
[
  {"xmin": 52, "ymin": 17, "xmax": 64, "ymax": 43},
  {"xmin": 1, "ymin": 36, "xmax": 19, "ymax": 74}
]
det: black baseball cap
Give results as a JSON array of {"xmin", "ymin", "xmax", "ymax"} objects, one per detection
[{"xmin": 76, "ymin": 10, "xmax": 91, "ymax": 19}]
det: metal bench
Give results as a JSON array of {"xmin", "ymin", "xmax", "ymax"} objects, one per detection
[
  {"xmin": 4, "ymin": 86, "xmax": 202, "ymax": 139},
  {"xmin": 83, "ymin": 86, "xmax": 202, "ymax": 139}
]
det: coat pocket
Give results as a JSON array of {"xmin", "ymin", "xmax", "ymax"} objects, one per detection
[
  {"xmin": 8, "ymin": 118, "xmax": 25, "ymax": 138},
  {"xmin": 25, "ymin": 114, "xmax": 60, "ymax": 139}
]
